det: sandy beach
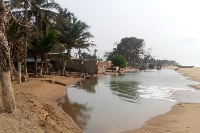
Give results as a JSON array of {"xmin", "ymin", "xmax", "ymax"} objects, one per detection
[
  {"xmin": 124, "ymin": 66, "xmax": 200, "ymax": 133},
  {"xmin": 0, "ymin": 75, "xmax": 83, "ymax": 133}
]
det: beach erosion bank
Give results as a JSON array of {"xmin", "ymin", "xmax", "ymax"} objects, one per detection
[
  {"xmin": 0, "ymin": 76, "xmax": 84, "ymax": 133},
  {"xmin": 124, "ymin": 66, "xmax": 200, "ymax": 133}
]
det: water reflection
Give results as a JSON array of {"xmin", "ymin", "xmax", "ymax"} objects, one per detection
[
  {"xmin": 110, "ymin": 80, "xmax": 140, "ymax": 103},
  {"xmin": 62, "ymin": 69, "xmax": 198, "ymax": 133},
  {"xmin": 74, "ymin": 77, "xmax": 98, "ymax": 93},
  {"xmin": 59, "ymin": 94, "xmax": 92, "ymax": 130}
]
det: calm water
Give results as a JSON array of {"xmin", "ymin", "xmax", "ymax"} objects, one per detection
[{"xmin": 59, "ymin": 69, "xmax": 200, "ymax": 133}]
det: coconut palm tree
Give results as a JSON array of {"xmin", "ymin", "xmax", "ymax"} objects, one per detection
[
  {"xmin": 9, "ymin": 0, "xmax": 60, "ymax": 77},
  {"xmin": 29, "ymin": 26, "xmax": 58, "ymax": 76},
  {"xmin": 57, "ymin": 13, "xmax": 94, "ymax": 75},
  {"xmin": 29, "ymin": 0, "xmax": 60, "ymax": 30},
  {"xmin": 6, "ymin": 19, "xmax": 27, "ymax": 84}
]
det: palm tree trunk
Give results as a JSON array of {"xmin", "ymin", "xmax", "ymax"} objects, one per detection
[
  {"xmin": 67, "ymin": 48, "xmax": 71, "ymax": 56},
  {"xmin": 39, "ymin": 64, "xmax": 43, "ymax": 77},
  {"xmin": 34, "ymin": 55, "xmax": 37, "ymax": 75},
  {"xmin": 61, "ymin": 60, "xmax": 67, "ymax": 76},
  {"xmin": 0, "ymin": 0, "xmax": 16, "ymax": 112},
  {"xmin": 39, "ymin": 58, "xmax": 44, "ymax": 77},
  {"xmin": 0, "ymin": 68, "xmax": 16, "ymax": 113},
  {"xmin": 24, "ymin": 0, "xmax": 28, "ymax": 78},
  {"xmin": 45, "ymin": 59, "xmax": 48, "ymax": 75},
  {"xmin": 39, "ymin": 63, "xmax": 43, "ymax": 77},
  {"xmin": 11, "ymin": 62, "xmax": 17, "ymax": 77},
  {"xmin": 17, "ymin": 62, "xmax": 22, "ymax": 84},
  {"xmin": 118, "ymin": 67, "xmax": 121, "ymax": 72},
  {"xmin": 61, "ymin": 48, "xmax": 71, "ymax": 76}
]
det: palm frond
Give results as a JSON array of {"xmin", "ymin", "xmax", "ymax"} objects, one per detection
[{"xmin": 40, "ymin": 2, "xmax": 61, "ymax": 10}]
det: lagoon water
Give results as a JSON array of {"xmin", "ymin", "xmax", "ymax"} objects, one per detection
[{"xmin": 60, "ymin": 69, "xmax": 200, "ymax": 133}]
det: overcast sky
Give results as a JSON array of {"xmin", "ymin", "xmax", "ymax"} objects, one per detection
[{"xmin": 56, "ymin": 0, "xmax": 200, "ymax": 66}]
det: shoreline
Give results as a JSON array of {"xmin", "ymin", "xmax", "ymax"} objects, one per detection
[
  {"xmin": 0, "ymin": 67, "xmax": 138, "ymax": 133},
  {"xmin": 1, "ymin": 67, "xmax": 200, "ymax": 132},
  {"xmin": 124, "ymin": 66, "xmax": 200, "ymax": 133}
]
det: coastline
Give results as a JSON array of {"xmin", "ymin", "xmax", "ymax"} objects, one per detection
[
  {"xmin": 1, "ymin": 67, "xmax": 200, "ymax": 132},
  {"xmin": 0, "ymin": 67, "xmax": 138, "ymax": 133},
  {"xmin": 123, "ymin": 66, "xmax": 200, "ymax": 133}
]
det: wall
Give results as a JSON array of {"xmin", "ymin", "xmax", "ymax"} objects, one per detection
[
  {"xmin": 97, "ymin": 61, "xmax": 112, "ymax": 73},
  {"xmin": 54, "ymin": 59, "xmax": 98, "ymax": 74}
]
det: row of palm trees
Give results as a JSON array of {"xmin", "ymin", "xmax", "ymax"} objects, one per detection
[{"xmin": 6, "ymin": 0, "xmax": 94, "ymax": 83}]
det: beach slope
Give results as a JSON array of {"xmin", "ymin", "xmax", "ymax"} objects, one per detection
[{"xmin": 0, "ymin": 76, "xmax": 83, "ymax": 133}]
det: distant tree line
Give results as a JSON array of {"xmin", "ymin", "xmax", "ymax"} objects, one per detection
[{"xmin": 104, "ymin": 37, "xmax": 179, "ymax": 68}]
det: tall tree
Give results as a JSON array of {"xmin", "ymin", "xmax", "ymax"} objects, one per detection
[
  {"xmin": 7, "ymin": 0, "xmax": 29, "ymax": 78},
  {"xmin": 9, "ymin": 0, "xmax": 60, "ymax": 77},
  {"xmin": 6, "ymin": 0, "xmax": 27, "ymax": 83},
  {"xmin": 111, "ymin": 54, "xmax": 126, "ymax": 72},
  {"xmin": 6, "ymin": 20, "xmax": 26, "ymax": 83},
  {"xmin": 57, "ymin": 11, "xmax": 94, "ymax": 75},
  {"xmin": 24, "ymin": 0, "xmax": 28, "ymax": 77},
  {"xmin": 0, "ymin": 0, "xmax": 16, "ymax": 113},
  {"xmin": 117, "ymin": 37, "xmax": 144, "ymax": 66},
  {"xmin": 29, "ymin": 26, "xmax": 58, "ymax": 76},
  {"xmin": 105, "ymin": 37, "xmax": 144, "ymax": 66}
]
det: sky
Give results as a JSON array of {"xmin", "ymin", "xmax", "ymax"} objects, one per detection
[{"xmin": 56, "ymin": 0, "xmax": 200, "ymax": 66}]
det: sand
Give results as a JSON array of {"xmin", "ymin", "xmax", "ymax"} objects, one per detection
[
  {"xmin": 124, "ymin": 66, "xmax": 200, "ymax": 133},
  {"xmin": 0, "ymin": 75, "xmax": 83, "ymax": 133}
]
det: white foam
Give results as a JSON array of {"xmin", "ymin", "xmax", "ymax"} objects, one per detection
[{"xmin": 137, "ymin": 85, "xmax": 193, "ymax": 102}]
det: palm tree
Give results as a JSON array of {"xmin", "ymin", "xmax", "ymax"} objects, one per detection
[
  {"xmin": 29, "ymin": 26, "xmax": 58, "ymax": 76},
  {"xmin": 29, "ymin": 0, "xmax": 60, "ymax": 30},
  {"xmin": 6, "ymin": 0, "xmax": 28, "ymax": 81},
  {"xmin": 0, "ymin": 0, "xmax": 16, "ymax": 113},
  {"xmin": 57, "ymin": 13, "xmax": 94, "ymax": 75},
  {"xmin": 9, "ymin": 0, "xmax": 61, "ymax": 77},
  {"xmin": 29, "ymin": 0, "xmax": 62, "ymax": 76},
  {"xmin": 6, "ymin": 19, "xmax": 26, "ymax": 84}
]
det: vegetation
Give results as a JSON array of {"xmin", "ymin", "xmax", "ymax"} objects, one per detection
[
  {"xmin": 140, "ymin": 49, "xmax": 179, "ymax": 67},
  {"xmin": 105, "ymin": 37, "xmax": 144, "ymax": 66},
  {"xmin": 77, "ymin": 49, "xmax": 98, "ymax": 59},
  {"xmin": 0, "ymin": 0, "xmax": 95, "ymax": 113},
  {"xmin": 29, "ymin": 27, "xmax": 58, "ymax": 76},
  {"xmin": 4, "ymin": 0, "xmax": 94, "ymax": 77},
  {"xmin": 105, "ymin": 37, "xmax": 179, "ymax": 68},
  {"xmin": 110, "ymin": 54, "xmax": 126, "ymax": 71},
  {"xmin": 57, "ymin": 11, "xmax": 94, "ymax": 75}
]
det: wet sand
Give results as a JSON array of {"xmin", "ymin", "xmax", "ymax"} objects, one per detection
[{"xmin": 124, "ymin": 66, "xmax": 200, "ymax": 133}]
